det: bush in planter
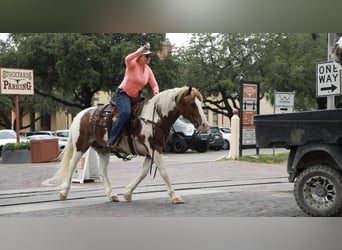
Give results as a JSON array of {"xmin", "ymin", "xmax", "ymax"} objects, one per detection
[
  {"xmin": 2, "ymin": 142, "xmax": 31, "ymax": 164},
  {"xmin": 2, "ymin": 141, "xmax": 30, "ymax": 151}
]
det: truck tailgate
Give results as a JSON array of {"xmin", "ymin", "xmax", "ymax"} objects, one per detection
[{"xmin": 254, "ymin": 109, "xmax": 342, "ymax": 148}]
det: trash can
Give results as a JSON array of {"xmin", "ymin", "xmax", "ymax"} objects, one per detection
[{"xmin": 30, "ymin": 138, "xmax": 59, "ymax": 163}]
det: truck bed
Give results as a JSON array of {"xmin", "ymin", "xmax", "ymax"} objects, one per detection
[{"xmin": 254, "ymin": 109, "xmax": 342, "ymax": 148}]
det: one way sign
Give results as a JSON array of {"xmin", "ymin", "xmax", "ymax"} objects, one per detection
[{"xmin": 316, "ymin": 61, "xmax": 342, "ymax": 97}]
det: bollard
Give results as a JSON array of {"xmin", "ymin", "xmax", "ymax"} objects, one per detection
[{"xmin": 229, "ymin": 108, "xmax": 240, "ymax": 160}]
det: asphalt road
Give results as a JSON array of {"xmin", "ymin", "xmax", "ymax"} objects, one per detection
[{"xmin": 0, "ymin": 148, "xmax": 307, "ymax": 216}]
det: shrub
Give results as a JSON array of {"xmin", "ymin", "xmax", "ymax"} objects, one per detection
[{"xmin": 2, "ymin": 142, "xmax": 30, "ymax": 151}]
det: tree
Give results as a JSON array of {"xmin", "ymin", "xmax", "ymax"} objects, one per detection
[
  {"xmin": 175, "ymin": 33, "xmax": 328, "ymax": 120},
  {"xmin": 0, "ymin": 33, "xmax": 179, "ymax": 129},
  {"xmin": 176, "ymin": 33, "xmax": 279, "ymax": 119},
  {"xmin": 253, "ymin": 33, "xmax": 327, "ymax": 110}
]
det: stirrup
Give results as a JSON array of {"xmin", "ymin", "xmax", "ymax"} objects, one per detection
[
  {"xmin": 123, "ymin": 154, "xmax": 136, "ymax": 161},
  {"xmin": 112, "ymin": 151, "xmax": 135, "ymax": 161}
]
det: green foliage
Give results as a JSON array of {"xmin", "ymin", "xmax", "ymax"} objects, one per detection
[
  {"xmin": 175, "ymin": 33, "xmax": 328, "ymax": 118},
  {"xmin": 2, "ymin": 142, "xmax": 30, "ymax": 151},
  {"xmin": 0, "ymin": 32, "xmax": 330, "ymax": 129},
  {"xmin": 256, "ymin": 33, "xmax": 327, "ymax": 110},
  {"xmin": 0, "ymin": 33, "xmax": 175, "ymax": 128}
]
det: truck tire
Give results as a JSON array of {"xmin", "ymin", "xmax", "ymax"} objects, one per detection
[
  {"xmin": 194, "ymin": 141, "xmax": 209, "ymax": 153},
  {"xmin": 163, "ymin": 143, "xmax": 172, "ymax": 153},
  {"xmin": 294, "ymin": 165, "xmax": 342, "ymax": 217},
  {"xmin": 172, "ymin": 137, "xmax": 187, "ymax": 153}
]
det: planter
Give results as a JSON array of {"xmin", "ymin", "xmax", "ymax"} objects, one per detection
[
  {"xmin": 2, "ymin": 149, "xmax": 31, "ymax": 164},
  {"xmin": 30, "ymin": 138, "xmax": 59, "ymax": 163}
]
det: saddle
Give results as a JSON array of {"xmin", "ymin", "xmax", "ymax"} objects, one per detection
[
  {"xmin": 90, "ymin": 96, "xmax": 145, "ymax": 129},
  {"xmin": 90, "ymin": 96, "xmax": 145, "ymax": 156}
]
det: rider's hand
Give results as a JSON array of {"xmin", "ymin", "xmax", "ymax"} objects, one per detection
[
  {"xmin": 137, "ymin": 43, "xmax": 151, "ymax": 54},
  {"xmin": 144, "ymin": 42, "xmax": 150, "ymax": 50},
  {"xmin": 137, "ymin": 46, "xmax": 145, "ymax": 53}
]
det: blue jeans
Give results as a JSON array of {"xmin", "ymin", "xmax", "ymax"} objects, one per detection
[{"xmin": 108, "ymin": 88, "xmax": 131, "ymax": 145}]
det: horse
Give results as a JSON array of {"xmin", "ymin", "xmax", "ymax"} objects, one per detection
[
  {"xmin": 332, "ymin": 35, "xmax": 342, "ymax": 66},
  {"xmin": 52, "ymin": 86, "xmax": 209, "ymax": 204}
]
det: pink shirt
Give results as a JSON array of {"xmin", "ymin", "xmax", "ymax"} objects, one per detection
[{"xmin": 118, "ymin": 50, "xmax": 159, "ymax": 98}]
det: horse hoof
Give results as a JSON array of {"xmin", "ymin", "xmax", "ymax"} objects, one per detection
[
  {"xmin": 59, "ymin": 193, "xmax": 67, "ymax": 201},
  {"xmin": 172, "ymin": 197, "xmax": 184, "ymax": 204},
  {"xmin": 123, "ymin": 193, "xmax": 132, "ymax": 202},
  {"xmin": 111, "ymin": 195, "xmax": 120, "ymax": 202}
]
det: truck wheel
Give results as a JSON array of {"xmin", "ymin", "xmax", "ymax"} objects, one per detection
[
  {"xmin": 294, "ymin": 165, "xmax": 342, "ymax": 216},
  {"xmin": 172, "ymin": 137, "xmax": 187, "ymax": 153},
  {"xmin": 195, "ymin": 141, "xmax": 209, "ymax": 153},
  {"xmin": 163, "ymin": 143, "xmax": 172, "ymax": 153}
]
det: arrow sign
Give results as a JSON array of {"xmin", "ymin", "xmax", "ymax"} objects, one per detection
[
  {"xmin": 316, "ymin": 61, "xmax": 341, "ymax": 97},
  {"xmin": 321, "ymin": 84, "xmax": 337, "ymax": 92}
]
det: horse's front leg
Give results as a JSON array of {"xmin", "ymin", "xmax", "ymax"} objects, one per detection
[
  {"xmin": 97, "ymin": 152, "xmax": 119, "ymax": 202},
  {"xmin": 123, "ymin": 156, "xmax": 152, "ymax": 202},
  {"xmin": 153, "ymin": 153, "xmax": 183, "ymax": 204}
]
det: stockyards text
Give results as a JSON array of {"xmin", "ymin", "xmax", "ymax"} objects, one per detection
[{"xmin": 0, "ymin": 68, "xmax": 34, "ymax": 95}]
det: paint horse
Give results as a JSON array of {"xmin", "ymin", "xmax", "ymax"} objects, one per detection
[{"xmin": 53, "ymin": 86, "xmax": 209, "ymax": 204}]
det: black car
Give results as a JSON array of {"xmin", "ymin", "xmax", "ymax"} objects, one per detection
[
  {"xmin": 199, "ymin": 126, "xmax": 224, "ymax": 150},
  {"xmin": 164, "ymin": 131, "xmax": 209, "ymax": 153}
]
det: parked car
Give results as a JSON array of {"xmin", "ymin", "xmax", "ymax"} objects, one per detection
[
  {"xmin": 199, "ymin": 126, "xmax": 224, "ymax": 150},
  {"xmin": 55, "ymin": 129, "xmax": 69, "ymax": 138},
  {"xmin": 164, "ymin": 116, "xmax": 209, "ymax": 153},
  {"xmin": 20, "ymin": 130, "xmax": 56, "ymax": 137},
  {"xmin": 219, "ymin": 127, "xmax": 231, "ymax": 150},
  {"xmin": 0, "ymin": 129, "xmax": 19, "ymax": 156},
  {"xmin": 54, "ymin": 129, "xmax": 69, "ymax": 146},
  {"xmin": 25, "ymin": 134, "xmax": 67, "ymax": 152}
]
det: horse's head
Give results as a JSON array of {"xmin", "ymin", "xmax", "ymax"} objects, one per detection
[
  {"xmin": 175, "ymin": 87, "xmax": 209, "ymax": 132},
  {"xmin": 332, "ymin": 36, "xmax": 342, "ymax": 66}
]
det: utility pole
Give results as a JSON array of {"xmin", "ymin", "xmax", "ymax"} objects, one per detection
[{"xmin": 326, "ymin": 33, "xmax": 339, "ymax": 109}]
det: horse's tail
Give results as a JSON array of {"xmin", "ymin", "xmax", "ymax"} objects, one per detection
[{"xmin": 54, "ymin": 137, "xmax": 74, "ymax": 180}]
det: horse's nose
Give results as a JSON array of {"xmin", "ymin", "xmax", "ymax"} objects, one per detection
[
  {"xmin": 202, "ymin": 121, "xmax": 209, "ymax": 131},
  {"xmin": 197, "ymin": 121, "xmax": 209, "ymax": 132}
]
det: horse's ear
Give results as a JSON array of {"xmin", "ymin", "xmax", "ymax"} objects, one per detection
[{"xmin": 187, "ymin": 86, "xmax": 192, "ymax": 95}]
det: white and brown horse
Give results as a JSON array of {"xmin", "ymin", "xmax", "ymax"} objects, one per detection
[{"xmin": 53, "ymin": 86, "xmax": 208, "ymax": 204}]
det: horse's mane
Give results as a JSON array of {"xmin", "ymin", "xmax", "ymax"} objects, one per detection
[{"xmin": 149, "ymin": 86, "xmax": 203, "ymax": 110}]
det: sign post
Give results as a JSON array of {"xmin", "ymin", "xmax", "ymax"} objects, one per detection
[
  {"xmin": 0, "ymin": 68, "xmax": 34, "ymax": 141},
  {"xmin": 239, "ymin": 81, "xmax": 260, "ymax": 156}
]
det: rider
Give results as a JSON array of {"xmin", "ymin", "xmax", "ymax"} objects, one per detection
[{"xmin": 108, "ymin": 43, "xmax": 159, "ymax": 152}]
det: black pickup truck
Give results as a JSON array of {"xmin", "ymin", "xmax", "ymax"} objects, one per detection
[{"xmin": 254, "ymin": 109, "xmax": 342, "ymax": 216}]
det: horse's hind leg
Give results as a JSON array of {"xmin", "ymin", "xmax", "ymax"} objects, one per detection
[
  {"xmin": 123, "ymin": 156, "xmax": 152, "ymax": 202},
  {"xmin": 97, "ymin": 153, "xmax": 119, "ymax": 202},
  {"xmin": 60, "ymin": 151, "xmax": 83, "ymax": 201}
]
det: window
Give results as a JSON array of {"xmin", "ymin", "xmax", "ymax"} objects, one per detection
[{"xmin": 212, "ymin": 112, "xmax": 218, "ymax": 126}]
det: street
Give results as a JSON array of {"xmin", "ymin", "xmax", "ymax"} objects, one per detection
[{"xmin": 0, "ymin": 148, "xmax": 307, "ymax": 216}]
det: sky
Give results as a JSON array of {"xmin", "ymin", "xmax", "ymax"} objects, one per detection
[
  {"xmin": 0, "ymin": 33, "xmax": 191, "ymax": 46},
  {"xmin": 166, "ymin": 33, "xmax": 190, "ymax": 47},
  {"xmin": 0, "ymin": 33, "xmax": 8, "ymax": 40}
]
